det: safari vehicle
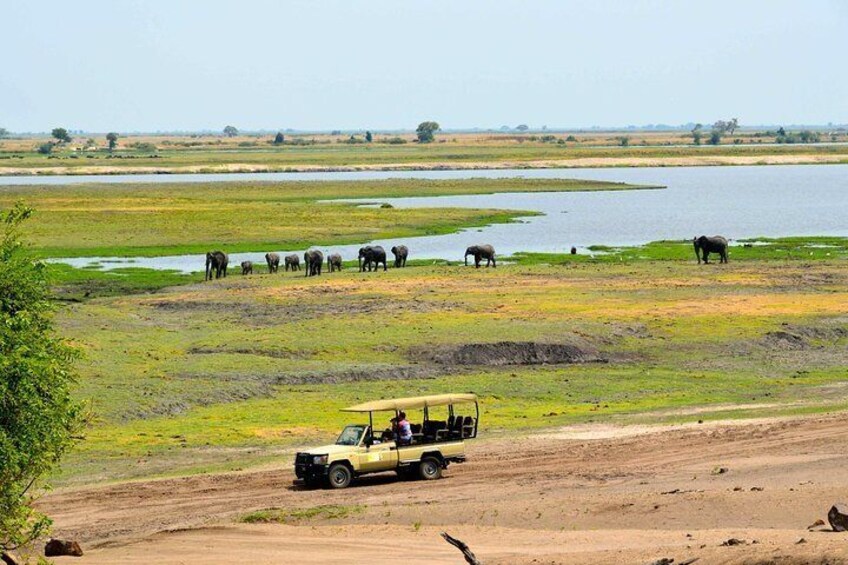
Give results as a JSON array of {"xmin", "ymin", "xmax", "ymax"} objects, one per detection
[{"xmin": 294, "ymin": 393, "xmax": 479, "ymax": 489}]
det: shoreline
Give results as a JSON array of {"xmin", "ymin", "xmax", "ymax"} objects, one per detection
[{"xmin": 2, "ymin": 152, "xmax": 847, "ymax": 177}]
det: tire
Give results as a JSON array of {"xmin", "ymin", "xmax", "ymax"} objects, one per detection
[
  {"xmin": 418, "ymin": 457, "xmax": 442, "ymax": 481},
  {"xmin": 326, "ymin": 463, "xmax": 352, "ymax": 489}
]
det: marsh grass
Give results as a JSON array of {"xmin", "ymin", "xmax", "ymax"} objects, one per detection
[
  {"xmin": 52, "ymin": 255, "xmax": 848, "ymax": 484},
  {"xmin": 240, "ymin": 504, "xmax": 366, "ymax": 524}
]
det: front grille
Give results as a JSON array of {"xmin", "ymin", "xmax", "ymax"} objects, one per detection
[{"xmin": 295, "ymin": 453, "xmax": 309, "ymax": 466}]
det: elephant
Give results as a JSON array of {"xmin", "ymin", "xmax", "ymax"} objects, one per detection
[
  {"xmin": 304, "ymin": 249, "xmax": 324, "ymax": 277},
  {"xmin": 391, "ymin": 245, "xmax": 409, "ymax": 268},
  {"xmin": 693, "ymin": 235, "xmax": 728, "ymax": 264},
  {"xmin": 284, "ymin": 253, "xmax": 300, "ymax": 271},
  {"xmin": 265, "ymin": 252, "xmax": 280, "ymax": 273},
  {"xmin": 327, "ymin": 253, "xmax": 343, "ymax": 272},
  {"xmin": 241, "ymin": 261, "xmax": 253, "ymax": 275},
  {"xmin": 465, "ymin": 244, "xmax": 496, "ymax": 268},
  {"xmin": 205, "ymin": 251, "xmax": 229, "ymax": 280},
  {"xmin": 358, "ymin": 245, "xmax": 387, "ymax": 272}
]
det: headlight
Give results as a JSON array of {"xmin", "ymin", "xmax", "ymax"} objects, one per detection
[{"xmin": 313, "ymin": 455, "xmax": 328, "ymax": 465}]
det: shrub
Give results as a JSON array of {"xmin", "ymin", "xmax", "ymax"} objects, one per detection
[
  {"xmin": 36, "ymin": 143, "xmax": 54, "ymax": 155},
  {"xmin": 128, "ymin": 142, "xmax": 157, "ymax": 152},
  {"xmin": 0, "ymin": 204, "xmax": 86, "ymax": 552}
]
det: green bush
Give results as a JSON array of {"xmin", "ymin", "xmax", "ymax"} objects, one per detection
[{"xmin": 0, "ymin": 204, "xmax": 86, "ymax": 552}]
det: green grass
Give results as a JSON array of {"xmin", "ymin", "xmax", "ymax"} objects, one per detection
[
  {"xmin": 511, "ymin": 237, "xmax": 848, "ymax": 264},
  {"xmin": 240, "ymin": 504, "xmax": 366, "ymax": 524},
  {"xmin": 0, "ymin": 177, "xmax": 649, "ymax": 257},
  {"xmin": 51, "ymin": 257, "xmax": 848, "ymax": 485},
  {"xmin": 47, "ymin": 263, "xmax": 196, "ymax": 300}
]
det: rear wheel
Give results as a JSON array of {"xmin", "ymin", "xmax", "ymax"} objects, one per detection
[
  {"xmin": 326, "ymin": 463, "xmax": 352, "ymax": 489},
  {"xmin": 418, "ymin": 457, "xmax": 442, "ymax": 481}
]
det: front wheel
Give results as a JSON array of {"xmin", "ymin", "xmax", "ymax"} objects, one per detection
[
  {"xmin": 326, "ymin": 463, "xmax": 352, "ymax": 489},
  {"xmin": 418, "ymin": 457, "xmax": 442, "ymax": 481}
]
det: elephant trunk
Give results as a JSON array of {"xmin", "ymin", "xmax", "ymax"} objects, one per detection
[{"xmin": 464, "ymin": 253, "xmax": 469, "ymax": 266}]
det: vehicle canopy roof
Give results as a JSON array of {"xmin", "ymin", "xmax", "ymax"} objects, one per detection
[{"xmin": 342, "ymin": 393, "xmax": 478, "ymax": 413}]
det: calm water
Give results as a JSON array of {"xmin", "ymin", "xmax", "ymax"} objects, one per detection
[{"xmin": 27, "ymin": 164, "xmax": 848, "ymax": 272}]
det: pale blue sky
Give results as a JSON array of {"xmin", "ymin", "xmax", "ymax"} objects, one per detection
[{"xmin": 2, "ymin": 0, "xmax": 845, "ymax": 132}]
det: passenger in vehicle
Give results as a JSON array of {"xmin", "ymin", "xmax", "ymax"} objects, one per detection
[{"xmin": 393, "ymin": 411, "xmax": 413, "ymax": 445}]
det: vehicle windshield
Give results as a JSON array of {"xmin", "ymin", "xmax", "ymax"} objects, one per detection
[{"xmin": 336, "ymin": 425, "xmax": 367, "ymax": 446}]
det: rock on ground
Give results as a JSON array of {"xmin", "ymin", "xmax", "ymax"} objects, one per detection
[
  {"xmin": 828, "ymin": 503, "xmax": 848, "ymax": 532},
  {"xmin": 44, "ymin": 539, "xmax": 84, "ymax": 557}
]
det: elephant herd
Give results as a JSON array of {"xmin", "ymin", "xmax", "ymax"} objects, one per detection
[
  {"xmin": 204, "ymin": 236, "xmax": 728, "ymax": 280},
  {"xmin": 204, "ymin": 243, "xmax": 467, "ymax": 280}
]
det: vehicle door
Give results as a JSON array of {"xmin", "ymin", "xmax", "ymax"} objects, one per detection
[{"xmin": 358, "ymin": 431, "xmax": 399, "ymax": 472}]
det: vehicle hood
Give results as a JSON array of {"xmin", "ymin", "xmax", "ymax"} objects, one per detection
[{"xmin": 299, "ymin": 444, "xmax": 357, "ymax": 456}]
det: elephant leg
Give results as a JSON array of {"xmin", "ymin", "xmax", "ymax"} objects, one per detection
[
  {"xmin": 383, "ymin": 261, "xmax": 387, "ymax": 272},
  {"xmin": 492, "ymin": 256, "xmax": 496, "ymax": 267}
]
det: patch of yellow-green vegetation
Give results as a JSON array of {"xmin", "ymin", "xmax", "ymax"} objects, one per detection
[
  {"xmin": 240, "ymin": 504, "xmax": 366, "ymax": 524},
  {"xmin": 52, "ymin": 259, "xmax": 848, "ymax": 485},
  {"xmin": 3, "ymin": 139, "xmax": 848, "ymax": 173},
  {"xmin": 0, "ymin": 177, "xmax": 648, "ymax": 257}
]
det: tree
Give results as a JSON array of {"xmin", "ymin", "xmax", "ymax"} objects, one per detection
[
  {"xmin": 273, "ymin": 132, "xmax": 285, "ymax": 145},
  {"xmin": 223, "ymin": 125, "xmax": 239, "ymax": 138},
  {"xmin": 708, "ymin": 130, "xmax": 722, "ymax": 145},
  {"xmin": 0, "ymin": 203, "xmax": 85, "ymax": 554},
  {"xmin": 51, "ymin": 128, "xmax": 71, "ymax": 144},
  {"xmin": 36, "ymin": 143, "xmax": 53, "ymax": 155},
  {"xmin": 515, "ymin": 124, "xmax": 529, "ymax": 132},
  {"xmin": 777, "ymin": 126, "xmax": 786, "ymax": 137},
  {"xmin": 691, "ymin": 123, "xmax": 703, "ymax": 145},
  {"xmin": 106, "ymin": 132, "xmax": 119, "ymax": 151},
  {"xmin": 416, "ymin": 121, "xmax": 440, "ymax": 143},
  {"xmin": 0, "ymin": 128, "xmax": 8, "ymax": 139},
  {"xmin": 365, "ymin": 131, "xmax": 373, "ymax": 143},
  {"xmin": 617, "ymin": 136, "xmax": 630, "ymax": 147},
  {"xmin": 728, "ymin": 118, "xmax": 739, "ymax": 135}
]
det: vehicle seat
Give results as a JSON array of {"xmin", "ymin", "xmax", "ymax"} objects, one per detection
[
  {"xmin": 450, "ymin": 414, "xmax": 464, "ymax": 439},
  {"xmin": 432, "ymin": 420, "xmax": 450, "ymax": 441},
  {"xmin": 462, "ymin": 416, "xmax": 475, "ymax": 438},
  {"xmin": 410, "ymin": 423, "xmax": 423, "ymax": 444}
]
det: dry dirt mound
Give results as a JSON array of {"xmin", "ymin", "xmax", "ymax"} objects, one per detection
[
  {"xmin": 410, "ymin": 341, "xmax": 605, "ymax": 366},
  {"xmin": 761, "ymin": 320, "xmax": 848, "ymax": 351}
]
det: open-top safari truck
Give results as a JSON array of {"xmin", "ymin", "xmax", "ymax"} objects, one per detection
[{"xmin": 294, "ymin": 393, "xmax": 479, "ymax": 489}]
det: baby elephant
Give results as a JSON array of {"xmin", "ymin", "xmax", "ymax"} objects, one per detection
[
  {"xmin": 284, "ymin": 254, "xmax": 300, "ymax": 271},
  {"xmin": 391, "ymin": 245, "xmax": 408, "ymax": 268},
  {"xmin": 241, "ymin": 260, "xmax": 253, "ymax": 275},
  {"xmin": 327, "ymin": 253, "xmax": 343, "ymax": 272}
]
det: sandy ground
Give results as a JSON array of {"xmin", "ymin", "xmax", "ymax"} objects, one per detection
[
  {"xmin": 1, "ymin": 153, "xmax": 847, "ymax": 176},
  {"xmin": 38, "ymin": 414, "xmax": 848, "ymax": 564}
]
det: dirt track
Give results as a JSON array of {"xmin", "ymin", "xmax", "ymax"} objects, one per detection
[{"xmin": 41, "ymin": 414, "xmax": 848, "ymax": 564}]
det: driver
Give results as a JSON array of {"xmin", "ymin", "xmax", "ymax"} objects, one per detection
[{"xmin": 393, "ymin": 411, "xmax": 413, "ymax": 445}]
